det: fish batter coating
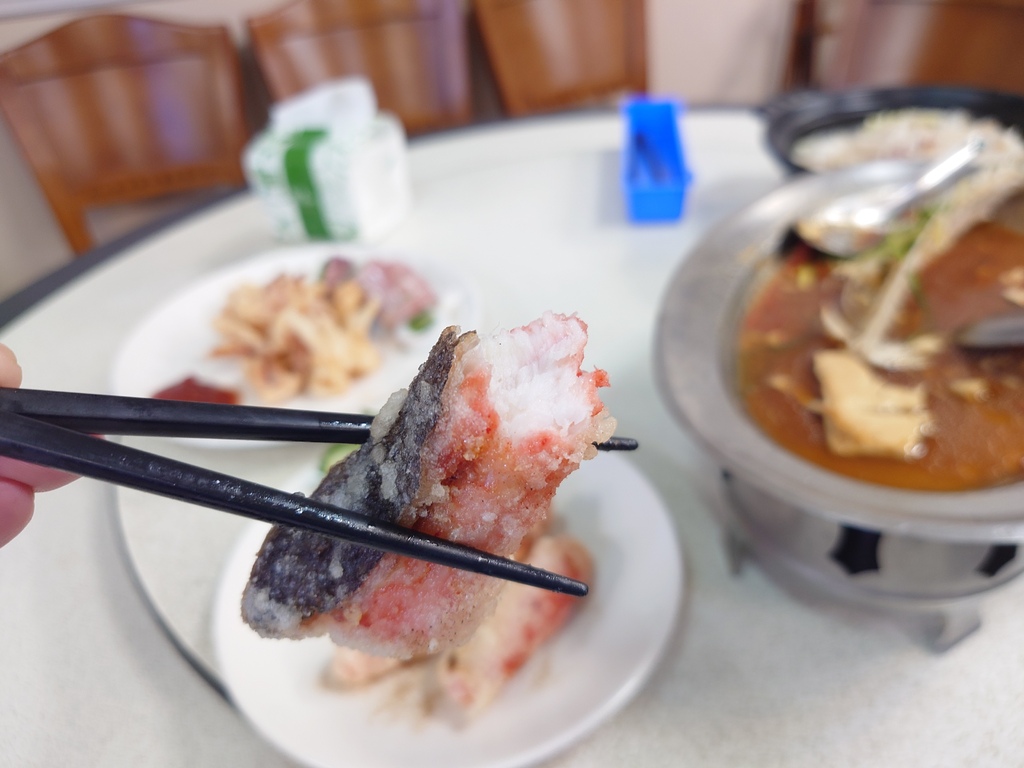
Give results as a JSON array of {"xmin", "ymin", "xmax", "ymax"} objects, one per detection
[
  {"xmin": 435, "ymin": 534, "xmax": 594, "ymax": 716},
  {"xmin": 241, "ymin": 312, "xmax": 615, "ymax": 658}
]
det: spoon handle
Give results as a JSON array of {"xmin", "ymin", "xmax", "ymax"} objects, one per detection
[
  {"xmin": 890, "ymin": 137, "xmax": 985, "ymax": 214},
  {"xmin": 955, "ymin": 313, "xmax": 1024, "ymax": 349}
]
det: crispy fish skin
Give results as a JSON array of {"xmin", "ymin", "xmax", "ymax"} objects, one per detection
[
  {"xmin": 242, "ymin": 313, "xmax": 614, "ymax": 658},
  {"xmin": 242, "ymin": 326, "xmax": 461, "ymax": 635}
]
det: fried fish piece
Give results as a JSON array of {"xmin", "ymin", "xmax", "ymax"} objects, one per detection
[{"xmin": 241, "ymin": 312, "xmax": 615, "ymax": 658}]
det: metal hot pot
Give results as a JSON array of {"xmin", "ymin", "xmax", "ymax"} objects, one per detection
[{"xmin": 655, "ymin": 161, "xmax": 1024, "ymax": 651}]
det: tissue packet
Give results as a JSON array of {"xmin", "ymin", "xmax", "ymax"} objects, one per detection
[{"xmin": 244, "ymin": 79, "xmax": 413, "ymax": 243}]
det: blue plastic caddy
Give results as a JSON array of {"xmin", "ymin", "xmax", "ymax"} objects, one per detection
[{"xmin": 621, "ymin": 97, "xmax": 691, "ymax": 222}]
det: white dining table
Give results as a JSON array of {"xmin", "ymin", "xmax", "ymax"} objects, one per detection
[{"xmin": 2, "ymin": 108, "xmax": 1023, "ymax": 768}]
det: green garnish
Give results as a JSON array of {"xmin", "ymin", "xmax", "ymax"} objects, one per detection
[
  {"xmin": 319, "ymin": 443, "xmax": 358, "ymax": 473},
  {"xmin": 858, "ymin": 208, "xmax": 933, "ymax": 263},
  {"xmin": 408, "ymin": 309, "xmax": 434, "ymax": 331}
]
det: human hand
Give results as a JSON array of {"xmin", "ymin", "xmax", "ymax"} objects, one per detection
[{"xmin": 0, "ymin": 344, "xmax": 76, "ymax": 547}]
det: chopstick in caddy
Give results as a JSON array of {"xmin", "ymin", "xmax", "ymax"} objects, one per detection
[{"xmin": 0, "ymin": 388, "xmax": 639, "ymax": 596}]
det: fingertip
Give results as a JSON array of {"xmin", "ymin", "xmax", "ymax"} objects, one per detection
[
  {"xmin": 0, "ymin": 457, "xmax": 76, "ymax": 492},
  {"xmin": 0, "ymin": 344, "xmax": 22, "ymax": 388},
  {"xmin": 0, "ymin": 478, "xmax": 33, "ymax": 548}
]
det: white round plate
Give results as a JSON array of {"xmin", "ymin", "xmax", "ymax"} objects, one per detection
[
  {"xmin": 110, "ymin": 243, "xmax": 482, "ymax": 448},
  {"xmin": 212, "ymin": 452, "xmax": 684, "ymax": 768}
]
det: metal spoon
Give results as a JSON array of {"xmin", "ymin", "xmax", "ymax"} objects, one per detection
[
  {"xmin": 955, "ymin": 314, "xmax": 1024, "ymax": 349},
  {"xmin": 795, "ymin": 138, "xmax": 985, "ymax": 258}
]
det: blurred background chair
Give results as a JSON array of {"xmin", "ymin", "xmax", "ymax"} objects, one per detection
[
  {"xmin": 246, "ymin": 0, "xmax": 472, "ymax": 136},
  {"xmin": 781, "ymin": 0, "xmax": 819, "ymax": 91},
  {"xmin": 787, "ymin": 0, "xmax": 1024, "ymax": 95},
  {"xmin": 0, "ymin": 14, "xmax": 250, "ymax": 256},
  {"xmin": 471, "ymin": 0, "xmax": 646, "ymax": 117}
]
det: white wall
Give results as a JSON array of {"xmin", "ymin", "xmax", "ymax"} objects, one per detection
[
  {"xmin": 0, "ymin": 0, "xmax": 800, "ymax": 299},
  {"xmin": 649, "ymin": 0, "xmax": 796, "ymax": 105}
]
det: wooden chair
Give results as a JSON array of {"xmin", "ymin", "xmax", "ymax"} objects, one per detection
[
  {"xmin": 246, "ymin": 0, "xmax": 472, "ymax": 136},
  {"xmin": 820, "ymin": 0, "xmax": 1024, "ymax": 94},
  {"xmin": 0, "ymin": 14, "xmax": 250, "ymax": 255},
  {"xmin": 781, "ymin": 0, "xmax": 819, "ymax": 91},
  {"xmin": 471, "ymin": 0, "xmax": 646, "ymax": 117}
]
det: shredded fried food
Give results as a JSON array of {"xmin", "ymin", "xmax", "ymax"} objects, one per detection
[
  {"xmin": 211, "ymin": 272, "xmax": 382, "ymax": 403},
  {"xmin": 792, "ymin": 108, "xmax": 1024, "ymax": 171}
]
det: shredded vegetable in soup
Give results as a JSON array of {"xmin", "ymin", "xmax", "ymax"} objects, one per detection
[
  {"xmin": 738, "ymin": 221, "xmax": 1024, "ymax": 491},
  {"xmin": 739, "ymin": 125, "xmax": 1024, "ymax": 492}
]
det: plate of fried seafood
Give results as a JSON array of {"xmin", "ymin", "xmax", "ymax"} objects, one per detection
[
  {"xmin": 213, "ymin": 452, "xmax": 683, "ymax": 768},
  {"xmin": 110, "ymin": 243, "xmax": 481, "ymax": 447},
  {"xmin": 214, "ymin": 312, "xmax": 683, "ymax": 768}
]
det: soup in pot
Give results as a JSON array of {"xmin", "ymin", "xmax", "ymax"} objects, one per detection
[{"xmin": 737, "ymin": 221, "xmax": 1024, "ymax": 491}]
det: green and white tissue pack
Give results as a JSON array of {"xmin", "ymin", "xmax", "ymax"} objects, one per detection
[{"xmin": 244, "ymin": 78, "xmax": 412, "ymax": 243}]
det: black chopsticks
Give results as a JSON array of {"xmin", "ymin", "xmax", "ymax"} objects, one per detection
[
  {"xmin": 0, "ymin": 387, "xmax": 641, "ymax": 596},
  {"xmin": 0, "ymin": 409, "xmax": 588, "ymax": 596},
  {"xmin": 0, "ymin": 387, "xmax": 374, "ymax": 442},
  {"xmin": 0, "ymin": 387, "xmax": 639, "ymax": 451}
]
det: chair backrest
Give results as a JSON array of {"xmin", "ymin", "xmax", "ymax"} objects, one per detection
[
  {"xmin": 472, "ymin": 0, "xmax": 646, "ymax": 117},
  {"xmin": 246, "ymin": 0, "xmax": 472, "ymax": 136},
  {"xmin": 781, "ymin": 0, "xmax": 818, "ymax": 91},
  {"xmin": 822, "ymin": 0, "xmax": 1024, "ymax": 94},
  {"xmin": 0, "ymin": 14, "xmax": 250, "ymax": 255}
]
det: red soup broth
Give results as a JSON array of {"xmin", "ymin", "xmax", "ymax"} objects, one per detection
[{"xmin": 736, "ymin": 222, "xmax": 1024, "ymax": 491}]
